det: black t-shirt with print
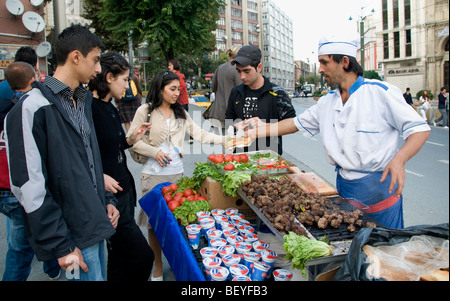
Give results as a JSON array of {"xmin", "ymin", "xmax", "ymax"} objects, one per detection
[{"xmin": 225, "ymin": 77, "xmax": 296, "ymax": 155}]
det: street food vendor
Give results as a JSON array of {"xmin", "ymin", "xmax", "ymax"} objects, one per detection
[{"xmin": 243, "ymin": 31, "xmax": 431, "ymax": 229}]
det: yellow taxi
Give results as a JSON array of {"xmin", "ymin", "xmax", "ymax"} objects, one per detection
[{"xmin": 191, "ymin": 94, "xmax": 211, "ymax": 108}]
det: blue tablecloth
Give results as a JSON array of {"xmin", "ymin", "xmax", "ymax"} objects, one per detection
[{"xmin": 138, "ymin": 182, "xmax": 205, "ymax": 281}]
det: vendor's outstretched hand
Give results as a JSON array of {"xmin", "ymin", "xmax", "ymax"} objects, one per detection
[{"xmin": 238, "ymin": 117, "xmax": 266, "ymax": 131}]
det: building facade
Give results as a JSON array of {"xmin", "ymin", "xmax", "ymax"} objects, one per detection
[
  {"xmin": 261, "ymin": 0, "xmax": 295, "ymax": 92},
  {"xmin": 360, "ymin": 0, "xmax": 449, "ymax": 98},
  {"xmin": 214, "ymin": 0, "xmax": 295, "ymax": 92},
  {"xmin": 0, "ymin": 0, "xmax": 89, "ymax": 79},
  {"xmin": 1, "ymin": 0, "xmax": 48, "ymax": 79},
  {"xmin": 214, "ymin": 0, "xmax": 263, "ymax": 56}
]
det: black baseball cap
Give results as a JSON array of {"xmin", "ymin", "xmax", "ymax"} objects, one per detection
[{"xmin": 231, "ymin": 45, "xmax": 261, "ymax": 66}]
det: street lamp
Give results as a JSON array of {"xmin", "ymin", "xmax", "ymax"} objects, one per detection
[
  {"xmin": 349, "ymin": 7, "xmax": 375, "ymax": 72},
  {"xmin": 312, "ymin": 51, "xmax": 316, "ymax": 89}
]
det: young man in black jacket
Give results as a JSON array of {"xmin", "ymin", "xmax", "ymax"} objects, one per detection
[
  {"xmin": 225, "ymin": 45, "xmax": 296, "ymax": 155},
  {"xmin": 5, "ymin": 25, "xmax": 119, "ymax": 281},
  {"xmin": 434, "ymin": 87, "xmax": 448, "ymax": 128}
]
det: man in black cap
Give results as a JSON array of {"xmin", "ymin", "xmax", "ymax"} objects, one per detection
[{"xmin": 225, "ymin": 45, "xmax": 296, "ymax": 155}]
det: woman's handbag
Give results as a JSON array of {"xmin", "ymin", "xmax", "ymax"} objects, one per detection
[
  {"xmin": 202, "ymin": 101, "xmax": 215, "ymax": 120},
  {"xmin": 421, "ymin": 100, "xmax": 431, "ymax": 111},
  {"xmin": 129, "ymin": 107, "xmax": 151, "ymax": 164}
]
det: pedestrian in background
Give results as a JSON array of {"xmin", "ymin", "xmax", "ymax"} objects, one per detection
[
  {"xmin": 0, "ymin": 47, "xmax": 39, "ymax": 123},
  {"xmin": 88, "ymin": 52, "xmax": 153, "ymax": 281},
  {"xmin": 127, "ymin": 70, "xmax": 227, "ymax": 281},
  {"xmin": 5, "ymin": 24, "xmax": 120, "ymax": 281},
  {"xmin": 433, "ymin": 87, "xmax": 448, "ymax": 128},
  {"xmin": 418, "ymin": 90, "xmax": 431, "ymax": 122},
  {"xmin": 209, "ymin": 45, "xmax": 242, "ymax": 135},
  {"xmin": 1, "ymin": 60, "xmax": 61, "ymax": 281},
  {"xmin": 117, "ymin": 72, "xmax": 143, "ymax": 132},
  {"xmin": 403, "ymin": 87, "xmax": 413, "ymax": 106},
  {"xmin": 168, "ymin": 60, "xmax": 189, "ymax": 111}
]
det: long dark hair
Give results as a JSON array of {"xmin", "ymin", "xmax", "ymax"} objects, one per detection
[
  {"xmin": 88, "ymin": 51, "xmax": 130, "ymax": 100},
  {"xmin": 146, "ymin": 70, "xmax": 186, "ymax": 120}
]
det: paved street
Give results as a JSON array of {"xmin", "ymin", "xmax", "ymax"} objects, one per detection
[{"xmin": 1, "ymin": 98, "xmax": 448, "ymax": 281}]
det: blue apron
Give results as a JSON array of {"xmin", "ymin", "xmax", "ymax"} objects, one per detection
[{"xmin": 336, "ymin": 170, "xmax": 404, "ymax": 229}]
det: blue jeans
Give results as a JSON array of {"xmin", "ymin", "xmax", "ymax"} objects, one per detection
[
  {"xmin": 66, "ymin": 241, "xmax": 106, "ymax": 281},
  {"xmin": 434, "ymin": 108, "xmax": 448, "ymax": 126},
  {"xmin": 0, "ymin": 193, "xmax": 60, "ymax": 281}
]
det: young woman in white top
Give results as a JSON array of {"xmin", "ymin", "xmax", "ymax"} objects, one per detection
[
  {"xmin": 127, "ymin": 70, "xmax": 227, "ymax": 280},
  {"xmin": 418, "ymin": 90, "xmax": 431, "ymax": 121}
]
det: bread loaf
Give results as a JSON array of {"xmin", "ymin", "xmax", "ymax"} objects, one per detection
[{"xmin": 420, "ymin": 269, "xmax": 449, "ymax": 281}]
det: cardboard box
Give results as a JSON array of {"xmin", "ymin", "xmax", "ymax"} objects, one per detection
[{"xmin": 200, "ymin": 177, "xmax": 256, "ymax": 220}]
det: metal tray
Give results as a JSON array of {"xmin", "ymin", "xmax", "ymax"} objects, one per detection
[
  {"xmin": 208, "ymin": 150, "xmax": 294, "ymax": 176},
  {"xmin": 236, "ymin": 189, "xmax": 314, "ymax": 241}
]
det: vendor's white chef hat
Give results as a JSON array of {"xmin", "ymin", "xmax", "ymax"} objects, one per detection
[{"xmin": 318, "ymin": 32, "xmax": 360, "ymax": 58}]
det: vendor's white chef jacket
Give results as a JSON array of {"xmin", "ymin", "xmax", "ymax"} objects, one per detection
[{"xmin": 293, "ymin": 76, "xmax": 431, "ymax": 181}]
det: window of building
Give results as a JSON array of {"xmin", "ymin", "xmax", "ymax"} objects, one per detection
[
  {"xmin": 405, "ymin": 29, "xmax": 412, "ymax": 57},
  {"xmin": 232, "ymin": 31, "xmax": 243, "ymax": 41},
  {"xmin": 393, "ymin": 0, "xmax": 399, "ymax": 28},
  {"xmin": 217, "ymin": 17, "xmax": 225, "ymax": 26},
  {"xmin": 216, "ymin": 29, "xmax": 225, "ymax": 39},
  {"xmin": 248, "ymin": 0, "xmax": 258, "ymax": 11},
  {"xmin": 231, "ymin": 0, "xmax": 242, "ymax": 6},
  {"xmin": 383, "ymin": 33, "xmax": 389, "ymax": 59},
  {"xmin": 231, "ymin": 8, "xmax": 242, "ymax": 18},
  {"xmin": 382, "ymin": 0, "xmax": 388, "ymax": 30},
  {"xmin": 394, "ymin": 31, "xmax": 400, "ymax": 58},
  {"xmin": 231, "ymin": 20, "xmax": 243, "ymax": 29},
  {"xmin": 248, "ymin": 12, "xmax": 258, "ymax": 21},
  {"xmin": 404, "ymin": 0, "xmax": 411, "ymax": 26},
  {"xmin": 217, "ymin": 41, "xmax": 226, "ymax": 52},
  {"xmin": 248, "ymin": 23, "xmax": 258, "ymax": 32},
  {"xmin": 249, "ymin": 34, "xmax": 258, "ymax": 43}
]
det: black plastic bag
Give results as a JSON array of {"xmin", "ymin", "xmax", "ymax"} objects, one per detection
[{"xmin": 334, "ymin": 223, "xmax": 449, "ymax": 281}]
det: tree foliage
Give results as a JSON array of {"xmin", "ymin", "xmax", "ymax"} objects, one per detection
[
  {"xmin": 363, "ymin": 70, "xmax": 382, "ymax": 80},
  {"xmin": 82, "ymin": 0, "xmax": 225, "ymax": 61}
]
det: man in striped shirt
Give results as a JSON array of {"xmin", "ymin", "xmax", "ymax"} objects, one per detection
[{"xmin": 5, "ymin": 25, "xmax": 120, "ymax": 281}]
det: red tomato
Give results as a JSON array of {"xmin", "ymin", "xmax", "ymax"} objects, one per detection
[
  {"xmin": 169, "ymin": 183, "xmax": 178, "ymax": 192},
  {"xmin": 239, "ymin": 154, "xmax": 249, "ymax": 163},
  {"xmin": 163, "ymin": 193, "xmax": 173, "ymax": 203},
  {"xmin": 168, "ymin": 200, "xmax": 180, "ymax": 212},
  {"xmin": 194, "ymin": 193, "xmax": 201, "ymax": 200},
  {"xmin": 216, "ymin": 154, "xmax": 224, "ymax": 158},
  {"xmin": 232, "ymin": 155, "xmax": 241, "ymax": 163},
  {"xmin": 212, "ymin": 156, "xmax": 224, "ymax": 164},
  {"xmin": 264, "ymin": 161, "xmax": 276, "ymax": 167},
  {"xmin": 223, "ymin": 163, "xmax": 235, "ymax": 171},
  {"xmin": 162, "ymin": 186, "xmax": 171, "ymax": 195},
  {"xmin": 173, "ymin": 194, "xmax": 182, "ymax": 203},
  {"xmin": 180, "ymin": 197, "xmax": 188, "ymax": 205},
  {"xmin": 196, "ymin": 196, "xmax": 207, "ymax": 201},
  {"xmin": 208, "ymin": 154, "xmax": 216, "ymax": 161},
  {"xmin": 224, "ymin": 153, "xmax": 233, "ymax": 162},
  {"xmin": 183, "ymin": 189, "xmax": 194, "ymax": 197},
  {"xmin": 187, "ymin": 195, "xmax": 195, "ymax": 202}
]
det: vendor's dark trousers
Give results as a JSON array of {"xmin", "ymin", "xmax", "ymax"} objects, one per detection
[{"xmin": 107, "ymin": 189, "xmax": 154, "ymax": 281}]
